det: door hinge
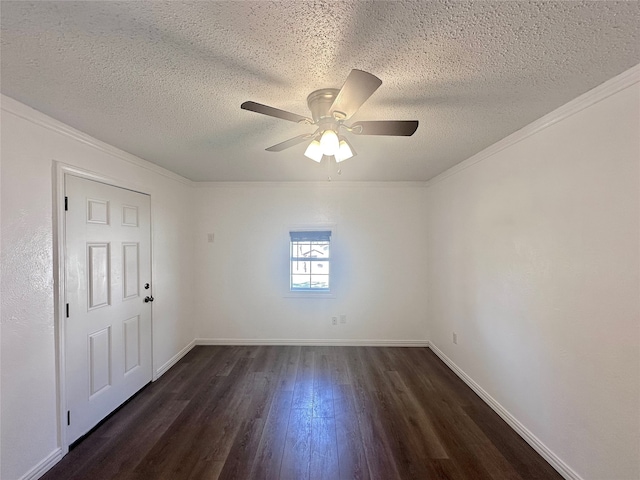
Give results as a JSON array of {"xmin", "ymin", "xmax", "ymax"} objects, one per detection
[
  {"xmin": 67, "ymin": 410, "xmax": 71, "ymax": 426},
  {"xmin": 66, "ymin": 303, "xmax": 69, "ymax": 318},
  {"xmin": 65, "ymin": 196, "xmax": 68, "ymax": 211}
]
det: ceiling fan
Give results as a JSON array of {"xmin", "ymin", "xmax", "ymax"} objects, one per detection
[{"xmin": 241, "ymin": 69, "xmax": 419, "ymax": 163}]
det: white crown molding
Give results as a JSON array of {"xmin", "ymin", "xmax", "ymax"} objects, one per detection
[
  {"xmin": 428, "ymin": 341, "xmax": 583, "ymax": 480},
  {"xmin": 196, "ymin": 338, "xmax": 429, "ymax": 347},
  {"xmin": 193, "ymin": 181, "xmax": 426, "ymax": 189},
  {"xmin": 425, "ymin": 63, "xmax": 640, "ymax": 188},
  {"xmin": 1, "ymin": 94, "xmax": 193, "ymax": 187}
]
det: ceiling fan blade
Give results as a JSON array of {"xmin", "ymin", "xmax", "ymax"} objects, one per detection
[
  {"xmin": 265, "ymin": 134, "xmax": 314, "ymax": 152},
  {"xmin": 350, "ymin": 120, "xmax": 419, "ymax": 136},
  {"xmin": 329, "ymin": 69, "xmax": 382, "ymax": 119},
  {"xmin": 241, "ymin": 101, "xmax": 311, "ymax": 124}
]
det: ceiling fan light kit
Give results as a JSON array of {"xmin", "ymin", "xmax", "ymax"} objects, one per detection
[
  {"xmin": 241, "ymin": 69, "xmax": 419, "ymax": 170},
  {"xmin": 303, "ymin": 135, "xmax": 355, "ymax": 164}
]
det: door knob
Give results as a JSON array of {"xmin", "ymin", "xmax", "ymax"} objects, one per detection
[{"xmin": 144, "ymin": 296, "xmax": 154, "ymax": 303}]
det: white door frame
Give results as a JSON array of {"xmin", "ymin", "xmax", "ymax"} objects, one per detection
[{"xmin": 53, "ymin": 161, "xmax": 155, "ymax": 453}]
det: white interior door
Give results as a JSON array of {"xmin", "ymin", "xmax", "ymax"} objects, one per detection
[{"xmin": 65, "ymin": 174, "xmax": 152, "ymax": 444}]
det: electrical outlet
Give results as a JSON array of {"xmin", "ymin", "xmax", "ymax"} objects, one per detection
[
  {"xmin": 332, "ymin": 316, "xmax": 338, "ymax": 325},
  {"xmin": 340, "ymin": 314, "xmax": 347, "ymax": 324},
  {"xmin": 453, "ymin": 332, "xmax": 458, "ymax": 344},
  {"xmin": 207, "ymin": 233, "xmax": 215, "ymax": 243}
]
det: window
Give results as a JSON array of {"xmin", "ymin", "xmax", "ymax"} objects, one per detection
[{"xmin": 290, "ymin": 230, "xmax": 331, "ymax": 292}]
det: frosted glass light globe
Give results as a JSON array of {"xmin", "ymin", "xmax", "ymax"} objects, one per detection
[
  {"xmin": 335, "ymin": 139, "xmax": 354, "ymax": 163},
  {"xmin": 304, "ymin": 140, "xmax": 323, "ymax": 162},
  {"xmin": 320, "ymin": 129, "xmax": 339, "ymax": 156}
]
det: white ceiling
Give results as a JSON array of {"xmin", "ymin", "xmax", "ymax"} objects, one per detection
[{"xmin": 1, "ymin": 1, "xmax": 639, "ymax": 182}]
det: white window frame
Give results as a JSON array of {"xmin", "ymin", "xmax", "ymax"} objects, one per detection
[{"xmin": 285, "ymin": 224, "xmax": 336, "ymax": 298}]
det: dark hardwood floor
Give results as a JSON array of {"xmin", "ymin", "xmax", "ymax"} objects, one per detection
[{"xmin": 42, "ymin": 346, "xmax": 562, "ymax": 480}]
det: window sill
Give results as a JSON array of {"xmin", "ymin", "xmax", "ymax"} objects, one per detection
[{"xmin": 284, "ymin": 292, "xmax": 336, "ymax": 299}]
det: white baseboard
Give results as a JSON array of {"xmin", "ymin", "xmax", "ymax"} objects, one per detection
[
  {"xmin": 20, "ymin": 447, "xmax": 63, "ymax": 480},
  {"xmin": 427, "ymin": 341, "xmax": 582, "ymax": 480},
  {"xmin": 154, "ymin": 339, "xmax": 196, "ymax": 380},
  {"xmin": 195, "ymin": 338, "xmax": 429, "ymax": 347}
]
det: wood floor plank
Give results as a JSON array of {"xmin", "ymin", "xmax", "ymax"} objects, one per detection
[
  {"xmin": 310, "ymin": 416, "xmax": 340, "ymax": 480},
  {"xmin": 356, "ymin": 348, "xmax": 425, "ymax": 478},
  {"xmin": 464, "ymin": 402, "xmax": 562, "ymax": 479},
  {"xmin": 384, "ymin": 369, "xmax": 449, "ymax": 459},
  {"xmin": 312, "ymin": 352, "xmax": 334, "ymax": 418},
  {"xmin": 42, "ymin": 345, "xmax": 563, "ymax": 480},
  {"xmin": 332, "ymin": 346, "xmax": 352, "ymax": 386},
  {"xmin": 217, "ymin": 415, "xmax": 266, "ymax": 479},
  {"xmin": 186, "ymin": 460, "xmax": 224, "ymax": 480},
  {"xmin": 348, "ymin": 347, "xmax": 402, "ymax": 479},
  {"xmin": 168, "ymin": 374, "xmax": 254, "ymax": 478},
  {"xmin": 280, "ymin": 407, "xmax": 312, "ymax": 479},
  {"xmin": 130, "ymin": 356, "xmax": 254, "ymax": 479},
  {"xmin": 249, "ymin": 390, "xmax": 292, "ymax": 479},
  {"xmin": 362, "ymin": 348, "xmax": 436, "ymax": 476},
  {"xmin": 213, "ymin": 346, "xmax": 244, "ymax": 377},
  {"xmin": 291, "ymin": 346, "xmax": 315, "ymax": 412},
  {"xmin": 278, "ymin": 345, "xmax": 302, "ymax": 392},
  {"xmin": 333, "ymin": 384, "xmax": 370, "ymax": 480}
]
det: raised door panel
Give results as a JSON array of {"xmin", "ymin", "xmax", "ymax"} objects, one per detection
[
  {"xmin": 123, "ymin": 316, "xmax": 140, "ymax": 374},
  {"xmin": 122, "ymin": 205, "xmax": 139, "ymax": 227},
  {"xmin": 88, "ymin": 243, "xmax": 110, "ymax": 309},
  {"xmin": 122, "ymin": 243, "xmax": 139, "ymax": 300},
  {"xmin": 89, "ymin": 327, "xmax": 111, "ymax": 397},
  {"xmin": 87, "ymin": 199, "xmax": 109, "ymax": 224}
]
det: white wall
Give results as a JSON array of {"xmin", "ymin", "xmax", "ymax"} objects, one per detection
[
  {"xmin": 0, "ymin": 96, "xmax": 196, "ymax": 480},
  {"xmin": 425, "ymin": 72, "xmax": 640, "ymax": 479},
  {"xmin": 193, "ymin": 183, "xmax": 428, "ymax": 344}
]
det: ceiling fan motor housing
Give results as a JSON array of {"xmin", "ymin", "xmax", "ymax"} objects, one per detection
[{"xmin": 307, "ymin": 88, "xmax": 341, "ymax": 124}]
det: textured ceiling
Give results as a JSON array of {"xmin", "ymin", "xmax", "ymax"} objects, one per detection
[{"xmin": 1, "ymin": 1, "xmax": 639, "ymax": 182}]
